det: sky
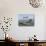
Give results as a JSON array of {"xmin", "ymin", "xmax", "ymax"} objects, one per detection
[{"xmin": 18, "ymin": 14, "xmax": 34, "ymax": 20}]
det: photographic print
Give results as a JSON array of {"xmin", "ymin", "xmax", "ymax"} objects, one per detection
[{"xmin": 18, "ymin": 14, "xmax": 34, "ymax": 26}]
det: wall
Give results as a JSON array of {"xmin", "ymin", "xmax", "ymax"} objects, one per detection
[
  {"xmin": 7, "ymin": 14, "xmax": 45, "ymax": 40},
  {"xmin": 0, "ymin": 0, "xmax": 46, "ymax": 40},
  {"xmin": 0, "ymin": 0, "xmax": 16, "ymax": 40},
  {"xmin": 44, "ymin": 15, "xmax": 46, "ymax": 40}
]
